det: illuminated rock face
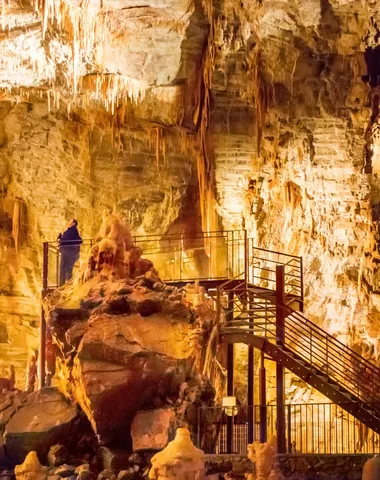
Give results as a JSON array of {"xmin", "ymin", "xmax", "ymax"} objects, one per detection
[
  {"xmin": 209, "ymin": 0, "xmax": 380, "ymax": 364},
  {"xmin": 0, "ymin": 1, "xmax": 208, "ymax": 112},
  {"xmin": 44, "ymin": 230, "xmax": 217, "ymax": 447},
  {"xmin": 0, "ymin": 104, "xmax": 198, "ymax": 387}
]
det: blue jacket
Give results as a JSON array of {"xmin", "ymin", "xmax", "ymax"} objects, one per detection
[{"xmin": 58, "ymin": 226, "xmax": 83, "ymax": 257}]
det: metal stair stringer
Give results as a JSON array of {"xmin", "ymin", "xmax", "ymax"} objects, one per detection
[{"xmin": 220, "ymin": 331, "xmax": 380, "ymax": 435}]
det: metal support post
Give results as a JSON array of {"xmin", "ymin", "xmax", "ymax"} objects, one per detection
[
  {"xmin": 39, "ymin": 242, "xmax": 49, "ymax": 390},
  {"xmin": 276, "ymin": 265, "xmax": 286, "ymax": 453},
  {"xmin": 244, "ymin": 228, "xmax": 248, "ymax": 284},
  {"xmin": 39, "ymin": 302, "xmax": 46, "ymax": 390},
  {"xmin": 226, "ymin": 291, "xmax": 234, "ymax": 454},
  {"xmin": 259, "ymin": 351, "xmax": 267, "ymax": 443},
  {"xmin": 248, "ymin": 345, "xmax": 254, "ymax": 444},
  {"xmin": 248, "ymin": 290, "xmax": 254, "ymax": 444}
]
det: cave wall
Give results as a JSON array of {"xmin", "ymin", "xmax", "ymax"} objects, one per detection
[
  {"xmin": 2, "ymin": 0, "xmax": 380, "ymax": 392},
  {"xmin": 210, "ymin": 0, "xmax": 380, "ymax": 362},
  {"xmin": 0, "ymin": 101, "xmax": 199, "ymax": 387}
]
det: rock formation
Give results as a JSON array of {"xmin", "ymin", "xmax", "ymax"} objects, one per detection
[
  {"xmin": 14, "ymin": 451, "xmax": 47, "ymax": 480},
  {"xmin": 148, "ymin": 428, "xmax": 205, "ymax": 480},
  {"xmin": 247, "ymin": 436, "xmax": 284, "ymax": 480},
  {"xmin": 1, "ymin": 0, "xmax": 380, "ymax": 421},
  {"xmin": 43, "ymin": 215, "xmax": 219, "ymax": 451}
]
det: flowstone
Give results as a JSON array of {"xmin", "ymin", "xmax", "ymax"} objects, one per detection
[{"xmin": 148, "ymin": 428, "xmax": 205, "ymax": 480}]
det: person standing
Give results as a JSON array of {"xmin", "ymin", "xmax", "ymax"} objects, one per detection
[{"xmin": 58, "ymin": 219, "xmax": 83, "ymax": 285}]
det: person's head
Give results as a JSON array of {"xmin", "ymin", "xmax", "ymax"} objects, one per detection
[{"xmin": 67, "ymin": 218, "xmax": 78, "ymax": 229}]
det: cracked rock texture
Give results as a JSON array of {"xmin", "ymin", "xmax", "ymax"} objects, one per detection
[{"xmin": 0, "ymin": 388, "xmax": 88, "ymax": 467}]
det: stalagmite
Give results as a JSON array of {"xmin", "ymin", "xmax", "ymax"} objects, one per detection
[
  {"xmin": 247, "ymin": 436, "xmax": 284, "ymax": 480},
  {"xmin": 14, "ymin": 451, "xmax": 47, "ymax": 480},
  {"xmin": 149, "ymin": 428, "xmax": 205, "ymax": 480},
  {"xmin": 362, "ymin": 455, "xmax": 380, "ymax": 480}
]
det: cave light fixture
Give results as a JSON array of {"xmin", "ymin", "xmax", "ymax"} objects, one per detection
[{"xmin": 222, "ymin": 395, "xmax": 238, "ymax": 417}]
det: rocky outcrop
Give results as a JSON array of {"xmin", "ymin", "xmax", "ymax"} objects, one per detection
[
  {"xmin": 48, "ymin": 281, "xmax": 215, "ymax": 447},
  {"xmin": 44, "ymin": 217, "xmax": 218, "ymax": 449},
  {"xmin": 4, "ymin": 0, "xmax": 380, "ymax": 413},
  {"xmin": 0, "ymin": 388, "xmax": 94, "ymax": 468},
  {"xmin": 4, "ymin": 388, "xmax": 81, "ymax": 464},
  {"xmin": 131, "ymin": 409, "xmax": 176, "ymax": 452}
]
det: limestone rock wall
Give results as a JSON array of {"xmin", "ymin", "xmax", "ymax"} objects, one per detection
[
  {"xmin": 0, "ymin": 101, "xmax": 199, "ymax": 387},
  {"xmin": 2, "ymin": 0, "xmax": 380, "ymax": 393},
  {"xmin": 210, "ymin": 0, "xmax": 380, "ymax": 362}
]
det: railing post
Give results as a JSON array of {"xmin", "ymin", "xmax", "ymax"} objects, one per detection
[
  {"xmin": 227, "ymin": 291, "xmax": 234, "ymax": 454},
  {"xmin": 179, "ymin": 234, "xmax": 183, "ymax": 281},
  {"xmin": 259, "ymin": 351, "xmax": 267, "ymax": 443},
  {"xmin": 287, "ymin": 404, "xmax": 292, "ymax": 453},
  {"xmin": 244, "ymin": 229, "xmax": 248, "ymax": 284},
  {"xmin": 39, "ymin": 242, "xmax": 49, "ymax": 390},
  {"xmin": 276, "ymin": 265, "xmax": 286, "ymax": 453},
  {"xmin": 39, "ymin": 300, "xmax": 46, "ymax": 390},
  {"xmin": 300, "ymin": 256, "xmax": 304, "ymax": 312},
  {"xmin": 197, "ymin": 407, "xmax": 201, "ymax": 449},
  {"xmin": 248, "ymin": 289, "xmax": 254, "ymax": 444}
]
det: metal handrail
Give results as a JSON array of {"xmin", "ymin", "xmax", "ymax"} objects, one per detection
[
  {"xmin": 281, "ymin": 305, "xmax": 380, "ymax": 402},
  {"xmin": 251, "ymin": 245, "xmax": 302, "ymax": 260},
  {"xmin": 249, "ymin": 242, "xmax": 304, "ymax": 309},
  {"xmin": 218, "ymin": 279, "xmax": 380, "ymax": 407}
]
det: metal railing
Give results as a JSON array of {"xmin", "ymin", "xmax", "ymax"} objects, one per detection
[
  {"xmin": 217, "ymin": 281, "xmax": 277, "ymax": 339},
  {"xmin": 249, "ymin": 243, "xmax": 303, "ymax": 309},
  {"xmin": 42, "ymin": 230, "xmax": 247, "ymax": 290},
  {"xmin": 218, "ymin": 278, "xmax": 380, "ymax": 407},
  {"xmin": 281, "ymin": 304, "xmax": 380, "ymax": 404},
  {"xmin": 133, "ymin": 230, "xmax": 245, "ymax": 283},
  {"xmin": 43, "ymin": 239, "xmax": 94, "ymax": 290},
  {"xmin": 196, "ymin": 403, "xmax": 380, "ymax": 455},
  {"xmin": 42, "ymin": 231, "xmax": 304, "ymax": 300}
]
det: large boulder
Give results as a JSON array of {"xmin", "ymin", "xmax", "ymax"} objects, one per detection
[
  {"xmin": 131, "ymin": 408, "xmax": 176, "ymax": 452},
  {"xmin": 70, "ymin": 311, "xmax": 198, "ymax": 444},
  {"xmin": 45, "ymin": 277, "xmax": 217, "ymax": 447},
  {"xmin": 44, "ymin": 218, "xmax": 218, "ymax": 449},
  {"xmin": 4, "ymin": 388, "xmax": 79, "ymax": 464},
  {"xmin": 0, "ymin": 392, "xmax": 28, "ymax": 467}
]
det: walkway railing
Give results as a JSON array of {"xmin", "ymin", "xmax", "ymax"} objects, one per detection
[
  {"xmin": 42, "ymin": 230, "xmax": 248, "ymax": 290},
  {"xmin": 196, "ymin": 403, "xmax": 380, "ymax": 455},
  {"xmin": 281, "ymin": 304, "xmax": 380, "ymax": 404},
  {"xmin": 43, "ymin": 230, "xmax": 303, "ymax": 299},
  {"xmin": 249, "ymin": 243, "xmax": 304, "ymax": 310},
  {"xmin": 218, "ymin": 278, "xmax": 380, "ymax": 406}
]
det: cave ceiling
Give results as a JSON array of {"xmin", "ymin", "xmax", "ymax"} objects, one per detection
[{"xmin": 0, "ymin": 0, "xmax": 208, "ymax": 124}]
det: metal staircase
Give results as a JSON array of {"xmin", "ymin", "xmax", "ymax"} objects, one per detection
[{"xmin": 218, "ymin": 269, "xmax": 380, "ymax": 436}]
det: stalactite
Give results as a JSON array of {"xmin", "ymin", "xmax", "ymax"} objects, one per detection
[
  {"xmin": 195, "ymin": 0, "xmax": 219, "ymax": 234},
  {"xmin": 12, "ymin": 198, "xmax": 26, "ymax": 256},
  {"xmin": 251, "ymin": 45, "xmax": 272, "ymax": 155},
  {"xmin": 155, "ymin": 127, "xmax": 161, "ymax": 169}
]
